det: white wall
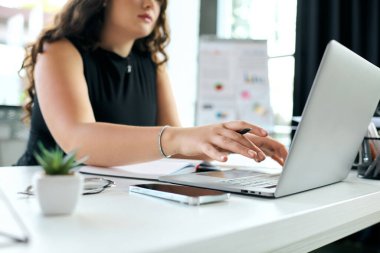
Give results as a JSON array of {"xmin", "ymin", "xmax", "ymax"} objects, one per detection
[{"xmin": 166, "ymin": 0, "xmax": 200, "ymax": 127}]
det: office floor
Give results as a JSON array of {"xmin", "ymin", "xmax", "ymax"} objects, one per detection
[{"xmin": 312, "ymin": 224, "xmax": 380, "ymax": 253}]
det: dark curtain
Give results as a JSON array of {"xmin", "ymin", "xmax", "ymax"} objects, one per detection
[{"xmin": 293, "ymin": 0, "xmax": 380, "ymax": 118}]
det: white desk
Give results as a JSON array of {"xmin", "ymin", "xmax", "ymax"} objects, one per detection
[{"xmin": 1, "ymin": 166, "xmax": 380, "ymax": 253}]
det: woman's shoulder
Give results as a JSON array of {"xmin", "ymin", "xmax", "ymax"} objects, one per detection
[
  {"xmin": 36, "ymin": 38, "xmax": 83, "ymax": 71},
  {"xmin": 42, "ymin": 38, "xmax": 81, "ymax": 59}
]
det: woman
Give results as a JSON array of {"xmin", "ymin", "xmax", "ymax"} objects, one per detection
[{"xmin": 17, "ymin": 0, "xmax": 287, "ymax": 167}]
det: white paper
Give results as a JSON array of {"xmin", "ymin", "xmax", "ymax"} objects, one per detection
[{"xmin": 79, "ymin": 158, "xmax": 201, "ymax": 180}]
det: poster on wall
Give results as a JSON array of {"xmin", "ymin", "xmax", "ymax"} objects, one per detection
[{"xmin": 196, "ymin": 37, "xmax": 274, "ymax": 130}]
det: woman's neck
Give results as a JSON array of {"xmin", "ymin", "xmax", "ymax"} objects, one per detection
[{"xmin": 100, "ymin": 24, "xmax": 135, "ymax": 57}]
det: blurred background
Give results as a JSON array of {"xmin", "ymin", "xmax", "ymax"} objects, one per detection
[{"xmin": 0, "ymin": 1, "xmax": 379, "ymax": 251}]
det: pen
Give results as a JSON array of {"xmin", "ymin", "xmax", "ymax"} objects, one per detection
[
  {"xmin": 362, "ymin": 139, "xmax": 372, "ymax": 164},
  {"xmin": 236, "ymin": 128, "xmax": 251, "ymax": 135},
  {"xmin": 373, "ymin": 156, "xmax": 380, "ymax": 178},
  {"xmin": 364, "ymin": 159, "xmax": 377, "ymax": 178}
]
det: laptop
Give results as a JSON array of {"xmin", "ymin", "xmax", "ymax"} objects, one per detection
[
  {"xmin": 160, "ymin": 40, "xmax": 380, "ymax": 198},
  {"xmin": 0, "ymin": 185, "xmax": 29, "ymax": 245}
]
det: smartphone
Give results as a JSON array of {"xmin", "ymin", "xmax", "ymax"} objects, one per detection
[{"xmin": 129, "ymin": 183, "xmax": 230, "ymax": 205}]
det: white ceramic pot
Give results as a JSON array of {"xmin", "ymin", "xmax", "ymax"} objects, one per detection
[{"xmin": 33, "ymin": 171, "xmax": 83, "ymax": 216}]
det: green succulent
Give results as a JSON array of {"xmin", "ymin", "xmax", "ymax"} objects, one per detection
[{"xmin": 34, "ymin": 142, "xmax": 87, "ymax": 175}]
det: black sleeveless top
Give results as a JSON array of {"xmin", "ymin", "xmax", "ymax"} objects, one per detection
[{"xmin": 16, "ymin": 37, "xmax": 158, "ymax": 165}]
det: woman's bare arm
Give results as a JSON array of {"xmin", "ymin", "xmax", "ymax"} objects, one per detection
[{"xmin": 35, "ymin": 39, "xmax": 274, "ymax": 167}]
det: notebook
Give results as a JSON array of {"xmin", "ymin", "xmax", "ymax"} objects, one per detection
[
  {"xmin": 79, "ymin": 158, "xmax": 202, "ymax": 180},
  {"xmin": 160, "ymin": 40, "xmax": 380, "ymax": 198}
]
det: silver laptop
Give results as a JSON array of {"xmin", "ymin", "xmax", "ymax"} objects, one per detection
[{"xmin": 160, "ymin": 40, "xmax": 380, "ymax": 198}]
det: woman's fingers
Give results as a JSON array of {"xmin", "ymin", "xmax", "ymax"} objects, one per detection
[
  {"xmin": 217, "ymin": 128, "xmax": 266, "ymax": 161},
  {"xmin": 246, "ymin": 135, "xmax": 288, "ymax": 165},
  {"xmin": 271, "ymin": 154, "xmax": 285, "ymax": 166},
  {"xmin": 201, "ymin": 143, "xmax": 229, "ymax": 162},
  {"xmin": 267, "ymin": 144, "xmax": 288, "ymax": 163},
  {"xmin": 210, "ymin": 134, "xmax": 265, "ymax": 162}
]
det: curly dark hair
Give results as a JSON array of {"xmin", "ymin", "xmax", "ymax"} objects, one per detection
[{"xmin": 21, "ymin": 0, "xmax": 170, "ymax": 122}]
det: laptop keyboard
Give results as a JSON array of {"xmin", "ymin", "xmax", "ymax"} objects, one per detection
[{"xmin": 220, "ymin": 173, "xmax": 279, "ymax": 188}]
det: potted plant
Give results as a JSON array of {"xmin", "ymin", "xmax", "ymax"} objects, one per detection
[{"xmin": 33, "ymin": 143, "xmax": 87, "ymax": 216}]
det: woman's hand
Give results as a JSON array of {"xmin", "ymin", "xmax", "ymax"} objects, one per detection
[
  {"xmin": 245, "ymin": 135, "xmax": 288, "ymax": 166},
  {"xmin": 163, "ymin": 121, "xmax": 270, "ymax": 162}
]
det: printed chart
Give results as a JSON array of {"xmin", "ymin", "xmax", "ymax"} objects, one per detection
[{"xmin": 196, "ymin": 38, "xmax": 274, "ymax": 129}]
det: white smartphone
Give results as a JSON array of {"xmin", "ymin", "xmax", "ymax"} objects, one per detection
[{"xmin": 129, "ymin": 183, "xmax": 230, "ymax": 205}]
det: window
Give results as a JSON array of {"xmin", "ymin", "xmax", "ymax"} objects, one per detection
[{"xmin": 0, "ymin": 0, "xmax": 67, "ymax": 105}]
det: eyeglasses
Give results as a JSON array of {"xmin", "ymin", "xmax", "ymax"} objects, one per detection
[
  {"xmin": 17, "ymin": 177, "xmax": 115, "ymax": 196},
  {"xmin": 83, "ymin": 177, "xmax": 115, "ymax": 195}
]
